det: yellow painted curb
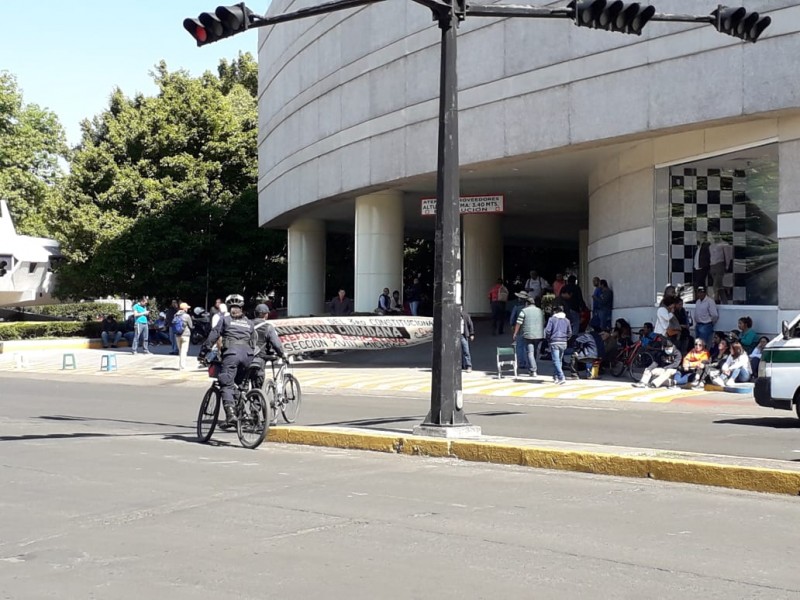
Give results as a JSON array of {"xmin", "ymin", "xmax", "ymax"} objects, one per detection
[{"xmin": 266, "ymin": 426, "xmax": 800, "ymax": 496}]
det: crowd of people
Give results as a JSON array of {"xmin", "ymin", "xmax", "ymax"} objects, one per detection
[{"xmin": 478, "ymin": 271, "xmax": 766, "ymax": 391}]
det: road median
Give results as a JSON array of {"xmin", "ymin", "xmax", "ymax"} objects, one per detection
[{"xmin": 267, "ymin": 426, "xmax": 800, "ymax": 496}]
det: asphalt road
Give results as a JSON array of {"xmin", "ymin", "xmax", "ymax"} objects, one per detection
[
  {"xmin": 2, "ymin": 376, "xmax": 800, "ymax": 463},
  {"xmin": 2, "ymin": 378, "xmax": 800, "ymax": 599}
]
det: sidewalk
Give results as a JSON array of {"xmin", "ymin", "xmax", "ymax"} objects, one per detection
[{"xmin": 0, "ymin": 319, "xmax": 747, "ymax": 405}]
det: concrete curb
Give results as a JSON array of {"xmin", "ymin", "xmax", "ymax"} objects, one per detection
[{"xmin": 266, "ymin": 427, "xmax": 800, "ymax": 496}]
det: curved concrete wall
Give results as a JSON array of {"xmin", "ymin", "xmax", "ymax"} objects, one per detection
[{"xmin": 258, "ymin": 0, "xmax": 800, "ymax": 226}]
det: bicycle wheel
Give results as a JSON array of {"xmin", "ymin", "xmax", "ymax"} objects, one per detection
[
  {"xmin": 263, "ymin": 380, "xmax": 278, "ymax": 425},
  {"xmin": 629, "ymin": 351, "xmax": 652, "ymax": 382},
  {"xmin": 237, "ymin": 388, "xmax": 269, "ymax": 449},
  {"xmin": 281, "ymin": 374, "xmax": 302, "ymax": 424},
  {"xmin": 196, "ymin": 385, "xmax": 221, "ymax": 443}
]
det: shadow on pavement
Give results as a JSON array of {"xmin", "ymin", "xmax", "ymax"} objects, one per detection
[
  {"xmin": 714, "ymin": 417, "xmax": 800, "ymax": 429},
  {"xmin": 38, "ymin": 414, "xmax": 194, "ymax": 430}
]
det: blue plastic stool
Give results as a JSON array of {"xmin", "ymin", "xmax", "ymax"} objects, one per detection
[
  {"xmin": 62, "ymin": 353, "xmax": 77, "ymax": 370},
  {"xmin": 100, "ymin": 354, "xmax": 118, "ymax": 372}
]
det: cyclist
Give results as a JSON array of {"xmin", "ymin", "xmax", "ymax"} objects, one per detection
[
  {"xmin": 198, "ymin": 293, "xmax": 256, "ymax": 428},
  {"xmin": 251, "ymin": 303, "xmax": 287, "ymax": 389}
]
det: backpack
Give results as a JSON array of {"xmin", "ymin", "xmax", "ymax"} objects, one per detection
[
  {"xmin": 171, "ymin": 314, "xmax": 185, "ymax": 335},
  {"xmin": 497, "ymin": 286, "xmax": 509, "ymax": 302}
]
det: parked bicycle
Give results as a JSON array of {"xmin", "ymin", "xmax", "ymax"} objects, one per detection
[
  {"xmin": 196, "ymin": 357, "xmax": 270, "ymax": 449},
  {"xmin": 609, "ymin": 339, "xmax": 654, "ymax": 382},
  {"xmin": 263, "ymin": 356, "xmax": 302, "ymax": 424}
]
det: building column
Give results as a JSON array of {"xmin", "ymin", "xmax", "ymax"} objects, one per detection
[
  {"xmin": 462, "ymin": 214, "xmax": 502, "ymax": 316},
  {"xmin": 354, "ymin": 190, "xmax": 404, "ymax": 313},
  {"xmin": 287, "ymin": 218, "xmax": 326, "ymax": 316}
]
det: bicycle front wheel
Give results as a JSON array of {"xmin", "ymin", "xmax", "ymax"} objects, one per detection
[
  {"xmin": 281, "ymin": 374, "xmax": 302, "ymax": 424},
  {"xmin": 237, "ymin": 389, "xmax": 269, "ymax": 449},
  {"xmin": 629, "ymin": 351, "xmax": 652, "ymax": 382},
  {"xmin": 196, "ymin": 385, "xmax": 221, "ymax": 443}
]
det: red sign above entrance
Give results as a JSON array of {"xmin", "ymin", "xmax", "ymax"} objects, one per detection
[{"xmin": 420, "ymin": 194, "xmax": 504, "ymax": 216}]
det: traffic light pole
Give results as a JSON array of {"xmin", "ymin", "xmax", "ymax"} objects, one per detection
[
  {"xmin": 413, "ymin": 1, "xmax": 480, "ymax": 436},
  {"xmin": 185, "ymin": 0, "xmax": 772, "ymax": 437}
]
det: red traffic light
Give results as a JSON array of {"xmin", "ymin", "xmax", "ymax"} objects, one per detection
[{"xmin": 183, "ymin": 18, "xmax": 209, "ymax": 46}]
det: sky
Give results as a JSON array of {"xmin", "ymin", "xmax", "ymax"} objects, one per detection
[{"xmin": 2, "ymin": 1, "xmax": 260, "ymax": 146}]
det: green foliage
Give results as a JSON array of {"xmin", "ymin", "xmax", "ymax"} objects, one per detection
[
  {"xmin": 53, "ymin": 52, "xmax": 286, "ymax": 306},
  {"xmin": 0, "ymin": 321, "xmax": 102, "ymax": 341},
  {"xmin": 34, "ymin": 302, "xmax": 122, "ymax": 322},
  {"xmin": 0, "ymin": 71, "xmax": 69, "ymax": 238}
]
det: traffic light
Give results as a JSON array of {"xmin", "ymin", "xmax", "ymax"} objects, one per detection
[
  {"xmin": 712, "ymin": 5, "xmax": 771, "ymax": 42},
  {"xmin": 183, "ymin": 3, "xmax": 256, "ymax": 46},
  {"xmin": 569, "ymin": 0, "xmax": 655, "ymax": 35},
  {"xmin": 0, "ymin": 256, "xmax": 11, "ymax": 277}
]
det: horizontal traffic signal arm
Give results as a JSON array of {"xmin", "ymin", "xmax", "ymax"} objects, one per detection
[
  {"xmin": 466, "ymin": 2, "xmax": 769, "ymax": 41},
  {"xmin": 185, "ymin": 0, "xmax": 388, "ymax": 46},
  {"xmin": 185, "ymin": 0, "xmax": 771, "ymax": 45}
]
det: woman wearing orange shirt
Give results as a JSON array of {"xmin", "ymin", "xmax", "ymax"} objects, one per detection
[{"xmin": 674, "ymin": 338, "xmax": 710, "ymax": 387}]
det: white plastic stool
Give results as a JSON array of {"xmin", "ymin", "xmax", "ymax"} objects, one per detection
[{"xmin": 100, "ymin": 354, "xmax": 118, "ymax": 372}]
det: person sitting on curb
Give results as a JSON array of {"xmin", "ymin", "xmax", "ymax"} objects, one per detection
[
  {"xmin": 567, "ymin": 329, "xmax": 605, "ymax": 380},
  {"xmin": 632, "ymin": 339, "xmax": 682, "ymax": 388},
  {"xmin": 101, "ymin": 315, "xmax": 122, "ymax": 348},
  {"xmin": 674, "ymin": 338, "xmax": 710, "ymax": 388},
  {"xmin": 638, "ymin": 322, "xmax": 657, "ymax": 348},
  {"xmin": 376, "ymin": 288, "xmax": 391, "ymax": 315},
  {"xmin": 712, "ymin": 341, "xmax": 752, "ymax": 386},
  {"xmin": 698, "ymin": 337, "xmax": 731, "ymax": 386},
  {"xmin": 749, "ymin": 336, "xmax": 769, "ymax": 377}
]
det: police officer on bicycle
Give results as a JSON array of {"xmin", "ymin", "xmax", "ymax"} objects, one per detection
[
  {"xmin": 198, "ymin": 293, "xmax": 255, "ymax": 427},
  {"xmin": 252, "ymin": 303, "xmax": 287, "ymax": 388}
]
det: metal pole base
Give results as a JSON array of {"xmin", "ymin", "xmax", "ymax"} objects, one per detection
[{"xmin": 413, "ymin": 423, "xmax": 482, "ymax": 439}]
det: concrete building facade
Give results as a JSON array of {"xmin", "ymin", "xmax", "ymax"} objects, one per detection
[{"xmin": 257, "ymin": 0, "xmax": 800, "ymax": 334}]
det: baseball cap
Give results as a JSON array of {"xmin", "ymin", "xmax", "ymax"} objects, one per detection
[{"xmin": 255, "ymin": 303, "xmax": 270, "ymax": 316}]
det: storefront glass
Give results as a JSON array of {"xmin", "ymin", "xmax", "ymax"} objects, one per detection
[{"xmin": 662, "ymin": 144, "xmax": 778, "ymax": 306}]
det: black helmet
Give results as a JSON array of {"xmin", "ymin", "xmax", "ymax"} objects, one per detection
[{"xmin": 225, "ymin": 294, "xmax": 245, "ymax": 308}]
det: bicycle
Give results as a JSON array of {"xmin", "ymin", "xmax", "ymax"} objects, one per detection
[
  {"xmin": 196, "ymin": 359, "xmax": 270, "ymax": 449},
  {"xmin": 609, "ymin": 339, "xmax": 654, "ymax": 382},
  {"xmin": 263, "ymin": 356, "xmax": 302, "ymax": 424}
]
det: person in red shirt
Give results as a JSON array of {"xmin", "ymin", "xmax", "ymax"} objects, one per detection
[{"xmin": 487, "ymin": 278, "xmax": 509, "ymax": 335}]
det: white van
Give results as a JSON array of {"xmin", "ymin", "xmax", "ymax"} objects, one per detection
[{"xmin": 754, "ymin": 314, "xmax": 800, "ymax": 418}]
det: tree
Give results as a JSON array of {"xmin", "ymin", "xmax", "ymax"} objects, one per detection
[
  {"xmin": 55, "ymin": 52, "xmax": 287, "ymax": 306},
  {"xmin": 0, "ymin": 71, "xmax": 69, "ymax": 237}
]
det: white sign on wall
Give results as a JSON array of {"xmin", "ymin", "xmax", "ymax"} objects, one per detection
[{"xmin": 421, "ymin": 194, "xmax": 505, "ymax": 216}]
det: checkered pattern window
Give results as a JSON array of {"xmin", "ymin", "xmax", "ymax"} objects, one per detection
[{"xmin": 668, "ymin": 145, "xmax": 778, "ymax": 306}]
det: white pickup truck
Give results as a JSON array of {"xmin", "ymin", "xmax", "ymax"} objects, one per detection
[{"xmin": 754, "ymin": 314, "xmax": 800, "ymax": 418}]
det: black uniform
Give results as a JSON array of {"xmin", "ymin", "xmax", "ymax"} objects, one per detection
[
  {"xmin": 202, "ymin": 313, "xmax": 256, "ymax": 407},
  {"xmin": 251, "ymin": 319, "xmax": 286, "ymax": 388}
]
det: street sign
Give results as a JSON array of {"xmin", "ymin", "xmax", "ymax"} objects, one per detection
[{"xmin": 421, "ymin": 194, "xmax": 504, "ymax": 216}]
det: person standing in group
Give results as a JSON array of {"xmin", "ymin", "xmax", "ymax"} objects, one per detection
[
  {"xmin": 654, "ymin": 296, "xmax": 677, "ymax": 339},
  {"xmin": 509, "ymin": 291, "xmax": 530, "ymax": 371},
  {"xmin": 130, "ymin": 296, "xmax": 150, "ymax": 354},
  {"xmin": 692, "ymin": 286, "xmax": 718, "ymax": 349},
  {"xmin": 406, "ymin": 278, "xmax": 422, "ymax": 316},
  {"xmin": 524, "ymin": 270, "xmax": 550, "ymax": 301},
  {"xmin": 460, "ymin": 306, "xmax": 475, "ymax": 373},
  {"xmin": 552, "ymin": 273, "xmax": 566, "ymax": 298},
  {"xmin": 330, "ymin": 289, "xmax": 354, "ymax": 316},
  {"xmin": 165, "ymin": 299, "xmax": 179, "ymax": 355},
  {"xmin": 708, "ymin": 233, "xmax": 733, "ymax": 304},
  {"xmin": 544, "ymin": 301, "xmax": 572, "ymax": 385},
  {"xmin": 559, "ymin": 275, "xmax": 586, "ymax": 334},
  {"xmin": 173, "ymin": 302, "xmax": 193, "ymax": 370},
  {"xmin": 513, "ymin": 292, "xmax": 545, "ymax": 378},
  {"xmin": 488, "ymin": 277, "xmax": 509, "ymax": 335}
]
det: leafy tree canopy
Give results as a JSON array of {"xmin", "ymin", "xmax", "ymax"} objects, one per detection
[
  {"xmin": 0, "ymin": 71, "xmax": 69, "ymax": 237},
  {"xmin": 55, "ymin": 52, "xmax": 286, "ymax": 307}
]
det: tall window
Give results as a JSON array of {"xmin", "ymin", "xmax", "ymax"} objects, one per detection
[{"xmin": 666, "ymin": 144, "xmax": 778, "ymax": 306}]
